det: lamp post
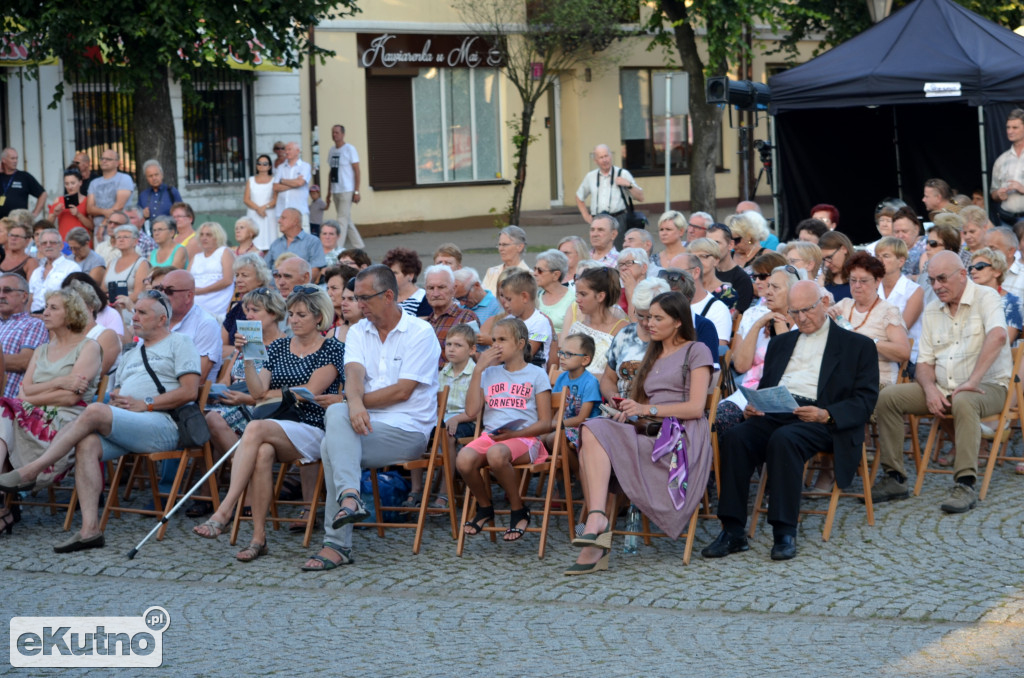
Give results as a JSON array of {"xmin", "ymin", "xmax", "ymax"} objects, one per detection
[{"xmin": 866, "ymin": 0, "xmax": 893, "ymax": 23}]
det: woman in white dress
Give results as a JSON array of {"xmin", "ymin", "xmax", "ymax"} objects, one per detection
[
  {"xmin": 191, "ymin": 222, "xmax": 236, "ymax": 320},
  {"xmin": 243, "ymin": 154, "xmax": 277, "ymax": 251}
]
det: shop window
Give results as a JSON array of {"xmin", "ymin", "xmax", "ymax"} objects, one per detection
[
  {"xmin": 619, "ymin": 68, "xmax": 722, "ymax": 176},
  {"xmin": 365, "ymin": 67, "xmax": 502, "ymax": 189}
]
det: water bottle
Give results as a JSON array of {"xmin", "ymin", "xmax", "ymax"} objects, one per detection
[
  {"xmin": 834, "ymin": 314, "xmax": 854, "ymax": 330},
  {"xmin": 623, "ymin": 504, "xmax": 640, "ymax": 554}
]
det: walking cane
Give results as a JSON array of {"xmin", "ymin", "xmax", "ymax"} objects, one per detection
[{"xmin": 127, "ymin": 439, "xmax": 241, "ymax": 559}]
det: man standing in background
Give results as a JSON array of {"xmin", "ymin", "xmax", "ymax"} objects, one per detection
[{"xmin": 324, "ymin": 124, "xmax": 364, "ymax": 248}]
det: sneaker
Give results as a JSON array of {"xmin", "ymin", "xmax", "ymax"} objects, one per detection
[
  {"xmin": 940, "ymin": 483, "xmax": 977, "ymax": 513},
  {"xmin": 980, "ymin": 421, "xmax": 1011, "ymax": 440},
  {"xmin": 870, "ymin": 475, "xmax": 909, "ymax": 503}
]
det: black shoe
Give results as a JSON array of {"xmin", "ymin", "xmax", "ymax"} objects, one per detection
[
  {"xmin": 185, "ymin": 500, "xmax": 214, "ymax": 518},
  {"xmin": 770, "ymin": 535, "xmax": 797, "ymax": 561},
  {"xmin": 701, "ymin": 530, "xmax": 749, "ymax": 558}
]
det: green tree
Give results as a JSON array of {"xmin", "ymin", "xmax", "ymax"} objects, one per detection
[
  {"xmin": 5, "ymin": 1, "xmax": 360, "ymax": 188},
  {"xmin": 454, "ymin": 0, "xmax": 631, "ymax": 225},
  {"xmin": 646, "ymin": 0, "xmax": 782, "ymax": 215}
]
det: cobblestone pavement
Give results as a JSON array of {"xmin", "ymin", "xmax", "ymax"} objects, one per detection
[{"xmin": 3, "ymin": 449, "xmax": 1024, "ymax": 676}]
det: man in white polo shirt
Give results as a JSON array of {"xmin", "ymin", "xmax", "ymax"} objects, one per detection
[
  {"xmin": 273, "ymin": 141, "xmax": 312, "ymax": 231},
  {"xmin": 305, "ymin": 264, "xmax": 441, "ymax": 570}
]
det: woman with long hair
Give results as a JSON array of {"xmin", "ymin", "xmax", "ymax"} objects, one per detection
[{"xmin": 566, "ymin": 291, "xmax": 712, "ymax": 575}]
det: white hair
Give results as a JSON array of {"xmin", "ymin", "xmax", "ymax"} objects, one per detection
[
  {"xmin": 424, "ymin": 263, "xmax": 455, "ymax": 286},
  {"xmin": 632, "ymin": 278, "xmax": 670, "ymax": 311},
  {"xmin": 618, "ymin": 247, "xmax": 649, "ymax": 266},
  {"xmin": 454, "ymin": 267, "xmax": 481, "ymax": 286}
]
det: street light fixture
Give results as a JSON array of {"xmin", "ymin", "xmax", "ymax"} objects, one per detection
[{"xmin": 866, "ymin": 0, "xmax": 893, "ymax": 23}]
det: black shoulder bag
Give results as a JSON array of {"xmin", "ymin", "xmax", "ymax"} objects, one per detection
[
  {"xmin": 616, "ymin": 168, "xmax": 648, "ymax": 231},
  {"xmin": 140, "ymin": 345, "xmax": 211, "ymax": 448}
]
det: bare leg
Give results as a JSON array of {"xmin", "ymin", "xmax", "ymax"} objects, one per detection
[
  {"xmin": 576, "ymin": 426, "xmax": 612, "ymax": 565},
  {"xmin": 73, "ymin": 433, "xmax": 108, "ymax": 539},
  {"xmin": 235, "ymin": 421, "xmax": 304, "ymax": 547},
  {"xmin": 18, "ymin": 403, "xmax": 113, "ymax": 482},
  {"xmin": 485, "ymin": 445, "xmax": 522, "ymax": 510},
  {"xmin": 200, "ymin": 421, "xmax": 267, "ymax": 529},
  {"xmin": 298, "ymin": 464, "xmax": 318, "ymax": 504},
  {"xmin": 206, "ymin": 411, "xmax": 239, "ymax": 463},
  {"xmin": 456, "ymin": 447, "xmax": 490, "ymax": 507}
]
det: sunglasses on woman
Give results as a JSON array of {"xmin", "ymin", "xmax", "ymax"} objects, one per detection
[{"xmin": 969, "ymin": 262, "xmax": 992, "ymax": 271}]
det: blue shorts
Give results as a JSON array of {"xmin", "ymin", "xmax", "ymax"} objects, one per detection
[{"xmin": 100, "ymin": 408, "xmax": 181, "ymax": 461}]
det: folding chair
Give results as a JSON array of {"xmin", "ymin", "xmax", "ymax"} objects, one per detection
[
  {"xmin": 360, "ymin": 387, "xmax": 459, "ymax": 553},
  {"xmin": 9, "ymin": 374, "xmax": 111, "ymax": 531},
  {"xmin": 912, "ymin": 343, "xmax": 1023, "ymax": 499},
  {"xmin": 980, "ymin": 367, "xmax": 1024, "ymax": 498},
  {"xmin": 748, "ymin": 441, "xmax": 875, "ymax": 542},
  {"xmin": 456, "ymin": 387, "xmax": 572, "ymax": 559},
  {"xmin": 230, "ymin": 459, "xmax": 325, "ymax": 548},
  {"xmin": 100, "ymin": 381, "xmax": 221, "ymax": 540}
]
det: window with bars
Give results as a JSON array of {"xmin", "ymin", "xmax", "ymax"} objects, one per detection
[
  {"xmin": 70, "ymin": 70, "xmax": 253, "ymax": 184},
  {"xmin": 182, "ymin": 72, "xmax": 254, "ymax": 184}
]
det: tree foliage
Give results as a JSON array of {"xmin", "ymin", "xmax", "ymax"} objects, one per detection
[
  {"xmin": 455, "ymin": 0, "xmax": 632, "ymax": 225},
  {"xmin": 5, "ymin": 0, "xmax": 360, "ymax": 187}
]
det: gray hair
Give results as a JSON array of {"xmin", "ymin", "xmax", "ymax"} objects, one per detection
[
  {"xmin": 618, "ymin": 247, "xmax": 649, "ymax": 267},
  {"xmin": 624, "ymin": 227, "xmax": 653, "ymax": 245},
  {"xmin": 320, "ymin": 219, "xmax": 341, "ymax": 237},
  {"xmin": 499, "ymin": 225, "xmax": 527, "ymax": 249},
  {"xmin": 242, "ymin": 287, "xmax": 286, "ymax": 322},
  {"xmin": 991, "ymin": 226, "xmax": 1019, "ymax": 250},
  {"xmin": 66, "ymin": 226, "xmax": 92, "ymax": 247},
  {"xmin": 424, "ymin": 263, "xmax": 455, "ymax": 286},
  {"xmin": 727, "ymin": 211, "xmax": 770, "ymax": 243},
  {"xmin": 454, "ymin": 266, "xmax": 481, "ymax": 287},
  {"xmin": 558, "ymin": 235, "xmax": 590, "ymax": 264},
  {"xmin": 684, "ymin": 253, "xmax": 702, "ymax": 277},
  {"xmin": 123, "ymin": 206, "xmax": 142, "ymax": 221},
  {"xmin": 142, "ymin": 159, "xmax": 163, "ymax": 174},
  {"xmin": 235, "ymin": 216, "xmax": 259, "ymax": 239},
  {"xmin": 113, "ymin": 224, "xmax": 139, "ymax": 239},
  {"xmin": 233, "ymin": 252, "xmax": 273, "ymax": 288},
  {"xmin": 67, "ymin": 279, "xmax": 102, "ymax": 314},
  {"xmin": 357, "ymin": 264, "xmax": 399, "ymax": 298},
  {"xmin": 661, "ymin": 268, "xmax": 695, "ymax": 299},
  {"xmin": 632, "ymin": 278, "xmax": 670, "ymax": 311},
  {"xmin": 575, "ymin": 259, "xmax": 603, "ymax": 276},
  {"xmin": 0, "ymin": 273, "xmax": 28, "ymax": 291},
  {"xmin": 771, "ymin": 265, "xmax": 804, "ymax": 286},
  {"xmin": 691, "ymin": 211, "xmax": 715, "ymax": 226},
  {"xmin": 535, "ymin": 249, "xmax": 569, "ymax": 282},
  {"xmin": 152, "ymin": 214, "xmax": 176, "ymax": 235}
]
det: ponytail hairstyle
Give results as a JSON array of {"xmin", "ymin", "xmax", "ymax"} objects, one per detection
[{"xmin": 495, "ymin": 317, "xmax": 532, "ymax": 364}]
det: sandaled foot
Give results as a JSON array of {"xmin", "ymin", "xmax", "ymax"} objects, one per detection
[
  {"xmin": 236, "ymin": 542, "xmax": 268, "ymax": 562},
  {"xmin": 464, "ymin": 506, "xmax": 494, "ymax": 536},
  {"xmin": 331, "ymin": 491, "xmax": 369, "ymax": 529},
  {"xmin": 401, "ymin": 491, "xmax": 423, "ymax": 509},
  {"xmin": 0, "ymin": 509, "xmax": 14, "ymax": 537},
  {"xmin": 300, "ymin": 542, "xmax": 354, "ymax": 571},
  {"xmin": 429, "ymin": 495, "xmax": 449, "ymax": 511},
  {"xmin": 565, "ymin": 547, "xmax": 610, "ymax": 576},
  {"xmin": 503, "ymin": 507, "xmax": 530, "ymax": 542},
  {"xmin": 192, "ymin": 518, "xmax": 227, "ymax": 539},
  {"xmin": 572, "ymin": 510, "xmax": 611, "ymax": 548}
]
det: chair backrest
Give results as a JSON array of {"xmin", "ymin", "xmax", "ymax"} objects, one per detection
[
  {"xmin": 95, "ymin": 374, "xmax": 110, "ymax": 403},
  {"xmin": 197, "ymin": 380, "xmax": 213, "ymax": 409},
  {"xmin": 548, "ymin": 365, "xmax": 561, "ymax": 387}
]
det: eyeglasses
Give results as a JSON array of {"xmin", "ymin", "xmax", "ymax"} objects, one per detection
[
  {"xmin": 931, "ymin": 273, "xmax": 957, "ymax": 285},
  {"xmin": 256, "ymin": 161, "xmax": 270, "ymax": 166},
  {"xmin": 533, "ymin": 267, "xmax": 551, "ymax": 274},
  {"xmin": 688, "ymin": 223, "xmax": 708, "ymax": 231},
  {"xmin": 0, "ymin": 286, "xmax": 26, "ymax": 294},
  {"xmin": 273, "ymin": 146, "xmax": 285, "ymax": 151},
  {"xmin": 751, "ymin": 273, "xmax": 771, "ymax": 281},
  {"xmin": 353, "ymin": 289, "xmax": 388, "ymax": 303},
  {"xmin": 635, "ymin": 311, "xmax": 651, "ymax": 323},
  {"xmin": 732, "ymin": 237, "xmax": 743, "ymax": 244},
  {"xmin": 848, "ymin": 276, "xmax": 876, "ymax": 286},
  {"xmin": 788, "ymin": 298, "xmax": 822, "ymax": 317},
  {"xmin": 152, "ymin": 285, "xmax": 185, "ymax": 295},
  {"xmin": 250, "ymin": 287, "xmax": 273, "ymax": 297},
  {"xmin": 496, "ymin": 242, "xmax": 515, "ymax": 249},
  {"xmin": 291, "ymin": 284, "xmax": 320, "ymax": 296},
  {"xmin": 39, "ymin": 240, "xmax": 61, "ymax": 247},
  {"xmin": 616, "ymin": 260, "xmax": 638, "ymax": 269},
  {"xmin": 172, "ymin": 214, "xmax": 190, "ymax": 220},
  {"xmin": 926, "ymin": 240, "xmax": 942, "ymax": 248},
  {"xmin": 557, "ymin": 350, "xmax": 588, "ymax": 358},
  {"xmin": 140, "ymin": 289, "xmax": 172, "ymax": 317},
  {"xmin": 6, "ymin": 234, "xmax": 26, "ymax": 240},
  {"xmin": 821, "ymin": 251, "xmax": 838, "ymax": 263},
  {"xmin": 657, "ymin": 270, "xmax": 684, "ymax": 283},
  {"xmin": 969, "ymin": 262, "xmax": 992, "ymax": 272}
]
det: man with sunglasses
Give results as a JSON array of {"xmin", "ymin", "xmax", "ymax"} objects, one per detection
[
  {"xmin": 0, "ymin": 291, "xmax": 201, "ymax": 553},
  {"xmin": 0, "ymin": 273, "xmax": 47, "ymax": 397},
  {"xmin": 703, "ymin": 280, "xmax": 878, "ymax": 561},
  {"xmin": 158, "ymin": 270, "xmax": 222, "ymax": 384},
  {"xmin": 872, "ymin": 251, "xmax": 1012, "ymax": 513}
]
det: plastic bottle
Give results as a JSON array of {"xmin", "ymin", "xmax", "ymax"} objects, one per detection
[{"xmin": 623, "ymin": 504, "xmax": 640, "ymax": 554}]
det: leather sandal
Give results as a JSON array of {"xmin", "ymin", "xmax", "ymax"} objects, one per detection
[
  {"xmin": 503, "ymin": 507, "xmax": 530, "ymax": 542},
  {"xmin": 463, "ymin": 506, "xmax": 494, "ymax": 536},
  {"xmin": 571, "ymin": 510, "xmax": 612, "ymax": 549},
  {"xmin": 192, "ymin": 518, "xmax": 226, "ymax": 539},
  {"xmin": 331, "ymin": 491, "xmax": 369, "ymax": 529},
  {"xmin": 300, "ymin": 542, "xmax": 354, "ymax": 571},
  {"xmin": 236, "ymin": 542, "xmax": 268, "ymax": 562}
]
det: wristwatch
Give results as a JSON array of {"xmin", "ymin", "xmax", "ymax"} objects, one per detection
[
  {"xmin": 648, "ymin": 406, "xmax": 658, "ymax": 416},
  {"xmin": 145, "ymin": 397, "xmax": 155, "ymax": 412}
]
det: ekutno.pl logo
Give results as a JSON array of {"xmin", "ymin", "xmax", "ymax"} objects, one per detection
[{"xmin": 9, "ymin": 606, "xmax": 170, "ymax": 668}]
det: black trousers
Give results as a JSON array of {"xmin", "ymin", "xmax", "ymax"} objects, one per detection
[{"xmin": 717, "ymin": 413, "xmax": 832, "ymax": 537}]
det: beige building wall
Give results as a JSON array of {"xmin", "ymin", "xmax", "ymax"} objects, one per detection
[{"xmin": 311, "ymin": 1, "xmax": 820, "ymax": 233}]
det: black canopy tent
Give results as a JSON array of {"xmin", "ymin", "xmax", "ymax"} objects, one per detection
[{"xmin": 767, "ymin": 0, "xmax": 1024, "ymax": 243}]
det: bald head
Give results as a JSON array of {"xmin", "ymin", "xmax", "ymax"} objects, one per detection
[
  {"xmin": 736, "ymin": 200, "xmax": 761, "ymax": 214},
  {"xmin": 162, "ymin": 269, "xmax": 195, "ymax": 318},
  {"xmin": 788, "ymin": 281, "xmax": 828, "ymax": 334},
  {"xmin": 594, "ymin": 144, "xmax": 613, "ymax": 172}
]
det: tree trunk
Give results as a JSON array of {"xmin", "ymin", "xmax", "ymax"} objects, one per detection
[
  {"xmin": 671, "ymin": 20, "xmax": 723, "ymax": 216},
  {"xmin": 132, "ymin": 73, "xmax": 178, "ymax": 191},
  {"xmin": 509, "ymin": 99, "xmax": 536, "ymax": 226}
]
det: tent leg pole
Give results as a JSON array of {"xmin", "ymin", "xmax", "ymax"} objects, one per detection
[{"xmin": 978, "ymin": 106, "xmax": 990, "ymax": 217}]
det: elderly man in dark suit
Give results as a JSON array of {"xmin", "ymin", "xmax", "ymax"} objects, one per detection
[{"xmin": 702, "ymin": 280, "xmax": 879, "ymax": 561}]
